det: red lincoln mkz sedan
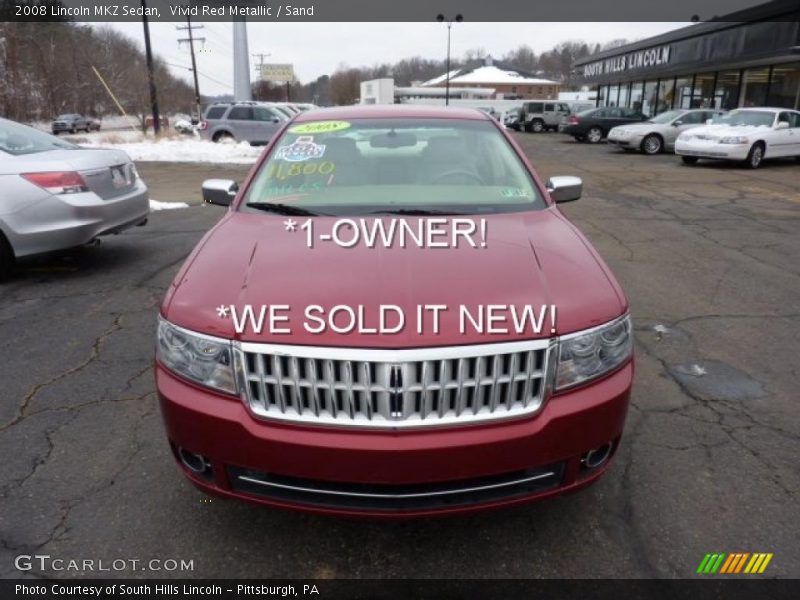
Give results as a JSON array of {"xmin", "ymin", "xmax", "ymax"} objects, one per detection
[{"xmin": 156, "ymin": 105, "xmax": 633, "ymax": 517}]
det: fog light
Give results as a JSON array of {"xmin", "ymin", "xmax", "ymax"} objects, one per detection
[
  {"xmin": 178, "ymin": 447, "xmax": 211, "ymax": 477},
  {"xmin": 581, "ymin": 442, "xmax": 613, "ymax": 470}
]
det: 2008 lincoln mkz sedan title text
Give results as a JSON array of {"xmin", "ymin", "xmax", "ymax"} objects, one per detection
[{"xmin": 155, "ymin": 106, "xmax": 634, "ymax": 517}]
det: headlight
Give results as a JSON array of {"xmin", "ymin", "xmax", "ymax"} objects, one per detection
[
  {"xmin": 718, "ymin": 136, "xmax": 748, "ymax": 144},
  {"xmin": 555, "ymin": 315, "xmax": 632, "ymax": 390},
  {"xmin": 156, "ymin": 317, "xmax": 237, "ymax": 394}
]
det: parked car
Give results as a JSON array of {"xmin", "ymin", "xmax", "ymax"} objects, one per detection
[
  {"xmin": 0, "ymin": 117, "xmax": 149, "ymax": 279},
  {"xmin": 675, "ymin": 107, "xmax": 800, "ymax": 169},
  {"xmin": 503, "ymin": 106, "xmax": 523, "ymax": 131},
  {"xmin": 198, "ymin": 101, "xmax": 288, "ymax": 144},
  {"xmin": 156, "ymin": 105, "xmax": 633, "ymax": 517},
  {"xmin": 88, "ymin": 118, "xmax": 102, "ymax": 132},
  {"xmin": 521, "ymin": 101, "xmax": 571, "ymax": 132},
  {"xmin": 559, "ymin": 107, "xmax": 647, "ymax": 143},
  {"xmin": 607, "ymin": 108, "xmax": 726, "ymax": 155},
  {"xmin": 51, "ymin": 113, "xmax": 91, "ymax": 135}
]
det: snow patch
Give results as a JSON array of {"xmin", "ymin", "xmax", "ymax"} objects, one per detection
[{"xmin": 82, "ymin": 138, "xmax": 262, "ymax": 164}]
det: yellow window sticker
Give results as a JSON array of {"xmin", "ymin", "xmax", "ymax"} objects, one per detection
[{"xmin": 289, "ymin": 121, "xmax": 351, "ymax": 134}]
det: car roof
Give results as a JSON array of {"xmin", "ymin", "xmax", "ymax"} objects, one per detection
[
  {"xmin": 733, "ymin": 107, "xmax": 795, "ymax": 113},
  {"xmin": 291, "ymin": 104, "xmax": 493, "ymax": 122}
]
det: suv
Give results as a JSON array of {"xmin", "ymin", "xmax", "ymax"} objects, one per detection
[
  {"xmin": 521, "ymin": 101, "xmax": 571, "ymax": 133},
  {"xmin": 51, "ymin": 114, "xmax": 91, "ymax": 135},
  {"xmin": 156, "ymin": 106, "xmax": 633, "ymax": 517},
  {"xmin": 198, "ymin": 102, "xmax": 288, "ymax": 145}
]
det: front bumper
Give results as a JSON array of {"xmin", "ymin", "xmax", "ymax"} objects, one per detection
[
  {"xmin": 2, "ymin": 178, "xmax": 149, "ymax": 258},
  {"xmin": 675, "ymin": 140, "xmax": 748, "ymax": 160},
  {"xmin": 607, "ymin": 134, "xmax": 643, "ymax": 148},
  {"xmin": 157, "ymin": 360, "xmax": 633, "ymax": 517}
]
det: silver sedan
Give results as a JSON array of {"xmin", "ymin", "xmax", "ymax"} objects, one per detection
[
  {"xmin": 0, "ymin": 117, "xmax": 149, "ymax": 279},
  {"xmin": 607, "ymin": 108, "xmax": 726, "ymax": 155}
]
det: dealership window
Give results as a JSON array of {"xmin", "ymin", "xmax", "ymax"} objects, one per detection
[
  {"xmin": 642, "ymin": 80, "xmax": 658, "ymax": 116},
  {"xmin": 596, "ymin": 85, "xmax": 606, "ymax": 107},
  {"xmin": 674, "ymin": 76, "xmax": 694, "ymax": 109},
  {"xmin": 691, "ymin": 72, "xmax": 717, "ymax": 108},
  {"xmin": 607, "ymin": 84, "xmax": 619, "ymax": 107},
  {"xmin": 767, "ymin": 62, "xmax": 800, "ymax": 109},
  {"xmin": 618, "ymin": 82, "xmax": 631, "ymax": 109},
  {"xmin": 714, "ymin": 70, "xmax": 741, "ymax": 109},
  {"xmin": 657, "ymin": 78, "xmax": 676, "ymax": 112},
  {"xmin": 629, "ymin": 81, "xmax": 644, "ymax": 113},
  {"xmin": 741, "ymin": 67, "xmax": 771, "ymax": 106}
]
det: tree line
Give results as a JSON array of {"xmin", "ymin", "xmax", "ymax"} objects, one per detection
[{"xmin": 0, "ymin": 19, "xmax": 194, "ymax": 127}]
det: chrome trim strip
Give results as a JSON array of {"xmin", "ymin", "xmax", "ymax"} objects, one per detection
[
  {"xmin": 237, "ymin": 471, "xmax": 557, "ymax": 500},
  {"xmin": 237, "ymin": 338, "xmax": 551, "ymax": 361}
]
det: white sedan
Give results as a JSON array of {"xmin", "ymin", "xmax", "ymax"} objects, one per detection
[
  {"xmin": 607, "ymin": 109, "xmax": 725, "ymax": 155},
  {"xmin": 675, "ymin": 107, "xmax": 800, "ymax": 168}
]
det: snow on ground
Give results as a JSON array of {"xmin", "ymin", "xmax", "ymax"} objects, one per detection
[
  {"xmin": 80, "ymin": 135, "xmax": 262, "ymax": 165},
  {"xmin": 149, "ymin": 199, "xmax": 190, "ymax": 211}
]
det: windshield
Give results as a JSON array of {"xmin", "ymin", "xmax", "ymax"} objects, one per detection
[
  {"xmin": 717, "ymin": 110, "xmax": 775, "ymax": 127},
  {"xmin": 650, "ymin": 110, "xmax": 683, "ymax": 124},
  {"xmin": 0, "ymin": 118, "xmax": 77, "ymax": 155},
  {"xmin": 243, "ymin": 118, "xmax": 545, "ymax": 216}
]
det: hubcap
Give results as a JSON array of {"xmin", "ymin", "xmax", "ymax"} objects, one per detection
[
  {"xmin": 752, "ymin": 147, "xmax": 762, "ymax": 166},
  {"xmin": 644, "ymin": 136, "xmax": 660, "ymax": 153},
  {"xmin": 589, "ymin": 129, "xmax": 601, "ymax": 142},
  {"xmin": 533, "ymin": 121, "xmax": 543, "ymax": 132}
]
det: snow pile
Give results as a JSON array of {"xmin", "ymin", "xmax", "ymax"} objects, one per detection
[
  {"xmin": 82, "ymin": 138, "xmax": 262, "ymax": 164},
  {"xmin": 150, "ymin": 199, "xmax": 190, "ymax": 211}
]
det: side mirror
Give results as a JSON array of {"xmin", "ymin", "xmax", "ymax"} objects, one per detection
[
  {"xmin": 673, "ymin": 120, "xmax": 683, "ymax": 127},
  {"xmin": 272, "ymin": 117, "xmax": 281, "ymax": 123},
  {"xmin": 202, "ymin": 179, "xmax": 238, "ymax": 206},
  {"xmin": 775, "ymin": 121, "xmax": 789, "ymax": 130},
  {"xmin": 546, "ymin": 176, "xmax": 583, "ymax": 203}
]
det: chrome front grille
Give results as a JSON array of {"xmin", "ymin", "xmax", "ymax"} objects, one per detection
[{"xmin": 235, "ymin": 340, "xmax": 555, "ymax": 428}]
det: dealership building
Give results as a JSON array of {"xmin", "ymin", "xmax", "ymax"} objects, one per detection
[{"xmin": 573, "ymin": 0, "xmax": 799, "ymax": 116}]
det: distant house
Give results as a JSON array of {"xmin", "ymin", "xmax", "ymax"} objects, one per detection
[{"xmin": 421, "ymin": 56, "xmax": 560, "ymax": 100}]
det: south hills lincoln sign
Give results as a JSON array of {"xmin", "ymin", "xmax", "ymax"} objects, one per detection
[{"xmin": 582, "ymin": 46, "xmax": 672, "ymax": 77}]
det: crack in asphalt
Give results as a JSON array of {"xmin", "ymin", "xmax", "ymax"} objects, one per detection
[{"xmin": 0, "ymin": 315, "xmax": 124, "ymax": 434}]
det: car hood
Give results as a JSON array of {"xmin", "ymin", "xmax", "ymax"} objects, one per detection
[
  {"xmin": 163, "ymin": 209, "xmax": 627, "ymax": 347},
  {"xmin": 611, "ymin": 122, "xmax": 664, "ymax": 133},
  {"xmin": 678, "ymin": 124, "xmax": 772, "ymax": 140}
]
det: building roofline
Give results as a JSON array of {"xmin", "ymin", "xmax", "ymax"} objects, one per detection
[{"xmin": 573, "ymin": 0, "xmax": 799, "ymax": 67}]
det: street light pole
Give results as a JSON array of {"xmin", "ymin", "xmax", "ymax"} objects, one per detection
[{"xmin": 436, "ymin": 13, "xmax": 463, "ymax": 106}]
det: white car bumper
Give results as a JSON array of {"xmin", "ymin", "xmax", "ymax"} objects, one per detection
[{"xmin": 674, "ymin": 138, "xmax": 750, "ymax": 160}]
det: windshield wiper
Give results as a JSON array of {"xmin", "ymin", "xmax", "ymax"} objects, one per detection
[
  {"xmin": 369, "ymin": 208, "xmax": 465, "ymax": 216},
  {"xmin": 245, "ymin": 202, "xmax": 325, "ymax": 216}
]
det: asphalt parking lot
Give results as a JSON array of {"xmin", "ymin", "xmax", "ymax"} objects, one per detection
[{"xmin": 1, "ymin": 133, "xmax": 798, "ymax": 579}]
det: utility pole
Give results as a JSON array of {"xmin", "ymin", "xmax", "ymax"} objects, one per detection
[
  {"xmin": 141, "ymin": 0, "xmax": 160, "ymax": 134},
  {"xmin": 252, "ymin": 52, "xmax": 270, "ymax": 82},
  {"xmin": 176, "ymin": 12, "xmax": 204, "ymax": 121}
]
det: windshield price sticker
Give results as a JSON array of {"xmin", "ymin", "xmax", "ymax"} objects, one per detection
[{"xmin": 289, "ymin": 121, "xmax": 352, "ymax": 134}]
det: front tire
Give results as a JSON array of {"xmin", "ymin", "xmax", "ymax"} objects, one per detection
[
  {"xmin": 587, "ymin": 127, "xmax": 603, "ymax": 143},
  {"xmin": 745, "ymin": 143, "xmax": 764, "ymax": 169},
  {"xmin": 531, "ymin": 119, "xmax": 545, "ymax": 133},
  {"xmin": 641, "ymin": 134, "xmax": 663, "ymax": 155},
  {"xmin": 681, "ymin": 156, "xmax": 699, "ymax": 165}
]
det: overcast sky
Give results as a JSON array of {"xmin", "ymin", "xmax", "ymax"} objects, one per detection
[{"xmin": 98, "ymin": 22, "xmax": 688, "ymax": 96}]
